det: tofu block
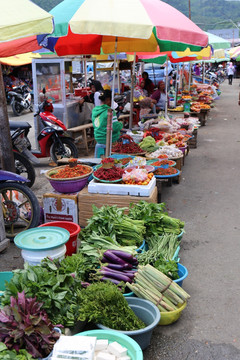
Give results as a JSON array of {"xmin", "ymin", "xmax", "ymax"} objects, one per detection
[
  {"xmin": 95, "ymin": 339, "xmax": 109, "ymax": 351},
  {"xmin": 108, "ymin": 342, "xmax": 128, "ymax": 358},
  {"xmin": 96, "ymin": 351, "xmax": 116, "ymax": 360}
]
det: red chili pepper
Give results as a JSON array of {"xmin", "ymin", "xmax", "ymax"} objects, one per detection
[
  {"xmin": 155, "ymin": 167, "xmax": 178, "ymax": 176},
  {"xmin": 94, "ymin": 166, "xmax": 124, "ymax": 181}
]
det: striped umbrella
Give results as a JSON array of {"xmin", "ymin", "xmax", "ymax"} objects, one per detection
[
  {"xmin": 228, "ymin": 46, "xmax": 240, "ymax": 60},
  {"xmin": 39, "ymin": 0, "xmax": 208, "ymax": 55}
]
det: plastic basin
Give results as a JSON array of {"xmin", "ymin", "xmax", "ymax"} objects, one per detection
[
  {"xmin": 158, "ymin": 301, "xmax": 187, "ymax": 326},
  {"xmin": 0, "ymin": 271, "xmax": 13, "ymax": 301},
  {"xmin": 136, "ymin": 239, "xmax": 146, "ymax": 253},
  {"xmin": 49, "ymin": 176, "xmax": 89, "ymax": 193},
  {"xmin": 97, "ymin": 297, "xmax": 160, "ymax": 350},
  {"xmin": 21, "ymin": 246, "xmax": 66, "ymax": 266},
  {"xmin": 177, "ymin": 230, "xmax": 184, "ymax": 241},
  {"xmin": 75, "ymin": 329, "xmax": 143, "ymax": 360},
  {"xmin": 39, "ymin": 221, "xmax": 81, "ymax": 256},
  {"xmin": 174, "ymin": 263, "xmax": 188, "ymax": 287}
]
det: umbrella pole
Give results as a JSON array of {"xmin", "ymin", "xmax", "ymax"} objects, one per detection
[
  {"xmin": 105, "ymin": 109, "xmax": 113, "ymax": 158},
  {"xmin": 165, "ymin": 58, "xmax": 168, "ymax": 117},
  {"xmin": 203, "ymin": 62, "xmax": 205, "ymax": 84},
  {"xmin": 108, "ymin": 37, "xmax": 118, "ymax": 155},
  {"xmin": 84, "ymin": 56, "xmax": 87, "ymax": 87},
  {"xmin": 0, "ymin": 64, "xmax": 15, "ymax": 172},
  {"xmin": 129, "ymin": 52, "xmax": 136, "ymax": 130},
  {"xmin": 175, "ymin": 63, "xmax": 179, "ymax": 108},
  {"xmin": 188, "ymin": 62, "xmax": 191, "ymax": 90}
]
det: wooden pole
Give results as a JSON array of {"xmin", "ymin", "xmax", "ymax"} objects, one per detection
[
  {"xmin": 0, "ymin": 64, "xmax": 15, "ymax": 172},
  {"xmin": 129, "ymin": 52, "xmax": 136, "ymax": 129},
  {"xmin": 189, "ymin": 0, "xmax": 191, "ymax": 19},
  {"xmin": 105, "ymin": 109, "xmax": 113, "ymax": 157}
]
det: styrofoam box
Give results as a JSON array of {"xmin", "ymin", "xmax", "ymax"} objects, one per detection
[{"xmin": 88, "ymin": 176, "xmax": 156, "ymax": 196}]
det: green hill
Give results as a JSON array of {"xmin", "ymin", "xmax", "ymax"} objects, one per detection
[{"xmin": 33, "ymin": 0, "xmax": 240, "ymax": 31}]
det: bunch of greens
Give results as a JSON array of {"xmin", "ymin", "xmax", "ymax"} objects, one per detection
[
  {"xmin": 0, "ymin": 343, "xmax": 34, "ymax": 360},
  {"xmin": 77, "ymin": 281, "xmax": 145, "ymax": 331},
  {"xmin": 129, "ymin": 201, "xmax": 184, "ymax": 238},
  {"xmin": 80, "ymin": 205, "xmax": 145, "ymax": 247},
  {"xmin": 139, "ymin": 136, "xmax": 158, "ymax": 153},
  {"xmin": 0, "ymin": 292, "xmax": 60, "ymax": 359},
  {"xmin": 153, "ymin": 258, "xmax": 179, "ymax": 280},
  {"xmin": 145, "ymin": 233, "xmax": 180, "ymax": 259},
  {"xmin": 1, "ymin": 260, "xmax": 82, "ymax": 328}
]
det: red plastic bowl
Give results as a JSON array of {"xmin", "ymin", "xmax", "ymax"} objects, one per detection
[{"xmin": 49, "ymin": 176, "xmax": 89, "ymax": 193}]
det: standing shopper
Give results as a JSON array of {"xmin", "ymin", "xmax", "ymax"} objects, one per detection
[{"xmin": 227, "ymin": 62, "xmax": 234, "ymax": 85}]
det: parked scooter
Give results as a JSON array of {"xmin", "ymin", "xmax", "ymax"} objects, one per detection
[
  {"xmin": 0, "ymin": 170, "xmax": 40, "ymax": 240},
  {"xmin": 11, "ymin": 128, "xmax": 36, "ymax": 187},
  {"xmin": 8, "ymin": 84, "xmax": 33, "ymax": 116},
  {"xmin": 9, "ymin": 90, "xmax": 78, "ymax": 164}
]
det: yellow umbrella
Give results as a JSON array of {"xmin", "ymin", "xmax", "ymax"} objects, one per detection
[{"xmin": 0, "ymin": 52, "xmax": 41, "ymax": 66}]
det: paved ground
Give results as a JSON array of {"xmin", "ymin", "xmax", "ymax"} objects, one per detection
[{"xmin": 1, "ymin": 79, "xmax": 240, "ymax": 359}]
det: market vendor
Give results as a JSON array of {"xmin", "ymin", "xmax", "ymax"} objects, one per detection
[
  {"xmin": 92, "ymin": 89, "xmax": 123, "ymax": 145},
  {"xmin": 151, "ymin": 80, "xmax": 167, "ymax": 112},
  {"xmin": 142, "ymin": 71, "xmax": 155, "ymax": 96},
  {"xmin": 80, "ymin": 80, "xmax": 104, "ymax": 107}
]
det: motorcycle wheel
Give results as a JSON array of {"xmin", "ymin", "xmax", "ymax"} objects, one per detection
[
  {"xmin": 50, "ymin": 137, "xmax": 78, "ymax": 163},
  {"xmin": 0, "ymin": 182, "xmax": 40, "ymax": 240},
  {"xmin": 12, "ymin": 101, "xmax": 23, "ymax": 116},
  {"xmin": 14, "ymin": 152, "xmax": 36, "ymax": 188}
]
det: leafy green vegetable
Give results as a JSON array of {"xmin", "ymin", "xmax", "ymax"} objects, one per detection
[
  {"xmin": 139, "ymin": 136, "xmax": 158, "ymax": 152},
  {"xmin": 0, "ymin": 343, "xmax": 34, "ymax": 360},
  {"xmin": 138, "ymin": 233, "xmax": 180, "ymax": 261},
  {"xmin": 80, "ymin": 205, "xmax": 145, "ymax": 248},
  {"xmin": 77, "ymin": 281, "xmax": 145, "ymax": 331},
  {"xmin": 153, "ymin": 258, "xmax": 179, "ymax": 280},
  {"xmin": 129, "ymin": 201, "xmax": 184, "ymax": 238},
  {"xmin": 1, "ymin": 261, "xmax": 82, "ymax": 328},
  {"xmin": 0, "ymin": 292, "xmax": 60, "ymax": 358}
]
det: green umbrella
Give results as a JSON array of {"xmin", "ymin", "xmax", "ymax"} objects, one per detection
[{"xmin": 205, "ymin": 32, "xmax": 231, "ymax": 50}]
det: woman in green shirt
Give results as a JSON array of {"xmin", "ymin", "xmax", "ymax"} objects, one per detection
[{"xmin": 92, "ymin": 89, "xmax": 123, "ymax": 145}]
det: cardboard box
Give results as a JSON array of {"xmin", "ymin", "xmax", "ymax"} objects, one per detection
[
  {"xmin": 43, "ymin": 191, "xmax": 79, "ymax": 224},
  {"xmin": 78, "ymin": 186, "xmax": 158, "ymax": 228}
]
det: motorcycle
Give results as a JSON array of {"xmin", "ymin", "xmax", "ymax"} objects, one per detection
[
  {"xmin": 0, "ymin": 170, "xmax": 40, "ymax": 240},
  {"xmin": 11, "ymin": 128, "xmax": 36, "ymax": 188},
  {"xmin": 8, "ymin": 84, "xmax": 33, "ymax": 116},
  {"xmin": 9, "ymin": 91, "xmax": 78, "ymax": 164}
]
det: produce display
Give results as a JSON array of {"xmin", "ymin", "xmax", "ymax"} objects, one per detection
[
  {"xmin": 123, "ymin": 169, "xmax": 154, "ymax": 185},
  {"xmin": 94, "ymin": 166, "xmax": 124, "ymax": 181},
  {"xmin": 155, "ymin": 167, "xmax": 178, "ymax": 176},
  {"xmin": 112, "ymin": 135, "xmax": 144, "ymax": 154},
  {"xmin": 0, "ymin": 291, "xmax": 60, "ymax": 358},
  {"xmin": 77, "ymin": 282, "xmax": 145, "ymax": 331},
  {"xmin": 139, "ymin": 136, "xmax": 158, "ymax": 153},
  {"xmin": 49, "ymin": 164, "xmax": 91, "ymax": 179},
  {"xmin": 126, "ymin": 265, "xmax": 190, "ymax": 312},
  {"xmin": 0, "ymin": 343, "xmax": 34, "ymax": 360},
  {"xmin": 151, "ymin": 160, "xmax": 175, "ymax": 167},
  {"xmin": 149, "ymin": 145, "xmax": 183, "ymax": 159}
]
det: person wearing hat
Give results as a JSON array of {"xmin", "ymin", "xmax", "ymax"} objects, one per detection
[{"xmin": 92, "ymin": 89, "xmax": 123, "ymax": 145}]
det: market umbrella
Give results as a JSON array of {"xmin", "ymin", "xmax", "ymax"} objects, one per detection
[
  {"xmin": 0, "ymin": 52, "xmax": 41, "ymax": 66},
  {"xmin": 0, "ymin": 0, "xmax": 54, "ymax": 172},
  {"xmin": 39, "ymin": 0, "xmax": 208, "ymax": 55},
  {"xmin": 228, "ymin": 46, "xmax": 240, "ymax": 60},
  {"xmin": 206, "ymin": 32, "xmax": 231, "ymax": 50}
]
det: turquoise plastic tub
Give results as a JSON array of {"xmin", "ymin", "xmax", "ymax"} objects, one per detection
[
  {"xmin": 177, "ymin": 230, "xmax": 184, "ymax": 241},
  {"xmin": 75, "ymin": 329, "xmax": 143, "ymax": 360},
  {"xmin": 172, "ymin": 245, "xmax": 180, "ymax": 262},
  {"xmin": 0, "ymin": 271, "xmax": 13, "ymax": 299},
  {"xmin": 174, "ymin": 263, "xmax": 188, "ymax": 287},
  {"xmin": 136, "ymin": 239, "xmax": 146, "ymax": 253}
]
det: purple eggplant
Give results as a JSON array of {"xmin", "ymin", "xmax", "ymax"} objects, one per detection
[
  {"xmin": 100, "ymin": 277, "xmax": 121, "ymax": 285},
  {"xmin": 107, "ymin": 262, "xmax": 132, "ymax": 270},
  {"xmin": 101, "ymin": 256, "xmax": 109, "ymax": 263},
  {"xmin": 103, "ymin": 250, "xmax": 127, "ymax": 265},
  {"xmin": 99, "ymin": 269, "xmax": 132, "ymax": 283},
  {"xmin": 109, "ymin": 250, "xmax": 136, "ymax": 263},
  {"xmin": 101, "ymin": 266, "xmax": 135, "ymax": 279}
]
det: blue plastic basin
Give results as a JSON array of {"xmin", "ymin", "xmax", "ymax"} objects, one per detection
[{"xmin": 174, "ymin": 263, "xmax": 188, "ymax": 287}]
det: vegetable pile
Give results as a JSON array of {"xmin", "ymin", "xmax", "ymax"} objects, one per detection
[
  {"xmin": 155, "ymin": 167, "xmax": 178, "ymax": 176},
  {"xmin": 0, "ymin": 343, "xmax": 34, "ymax": 360},
  {"xmin": 0, "ymin": 291, "xmax": 60, "ymax": 359},
  {"xmin": 49, "ymin": 164, "xmax": 91, "ymax": 179},
  {"xmin": 77, "ymin": 282, "xmax": 145, "ymax": 331},
  {"xmin": 97, "ymin": 249, "xmax": 138, "ymax": 287},
  {"xmin": 112, "ymin": 141, "xmax": 144, "ymax": 154},
  {"xmin": 94, "ymin": 166, "xmax": 124, "ymax": 181},
  {"xmin": 151, "ymin": 160, "xmax": 175, "ymax": 166},
  {"xmin": 127, "ymin": 265, "xmax": 190, "ymax": 312},
  {"xmin": 139, "ymin": 136, "xmax": 158, "ymax": 153}
]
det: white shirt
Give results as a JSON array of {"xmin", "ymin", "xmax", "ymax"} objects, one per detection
[
  {"xmin": 227, "ymin": 66, "xmax": 234, "ymax": 76},
  {"xmin": 94, "ymin": 91, "xmax": 102, "ymax": 107}
]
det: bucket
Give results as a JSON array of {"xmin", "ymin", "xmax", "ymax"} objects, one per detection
[
  {"xmin": 0, "ymin": 271, "xmax": 13, "ymax": 301},
  {"xmin": 22, "ymin": 245, "xmax": 66, "ymax": 266},
  {"xmin": 97, "ymin": 297, "xmax": 160, "ymax": 350},
  {"xmin": 174, "ymin": 263, "xmax": 188, "ymax": 287},
  {"xmin": 39, "ymin": 221, "xmax": 81, "ymax": 256}
]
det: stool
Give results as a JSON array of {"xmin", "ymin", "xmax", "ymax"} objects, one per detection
[{"xmin": 94, "ymin": 143, "xmax": 106, "ymax": 158}]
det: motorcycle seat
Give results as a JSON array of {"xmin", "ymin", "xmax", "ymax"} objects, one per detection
[{"xmin": 9, "ymin": 120, "xmax": 31, "ymax": 130}]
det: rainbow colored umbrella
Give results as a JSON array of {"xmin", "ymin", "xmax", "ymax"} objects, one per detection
[
  {"xmin": 39, "ymin": 0, "xmax": 208, "ymax": 55},
  {"xmin": 228, "ymin": 46, "xmax": 240, "ymax": 60}
]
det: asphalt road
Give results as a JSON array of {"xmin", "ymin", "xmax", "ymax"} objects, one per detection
[{"xmin": 2, "ymin": 79, "xmax": 240, "ymax": 359}]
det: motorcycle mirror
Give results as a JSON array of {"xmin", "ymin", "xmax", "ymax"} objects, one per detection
[{"xmin": 43, "ymin": 88, "xmax": 46, "ymax": 94}]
